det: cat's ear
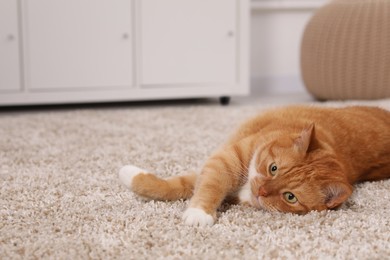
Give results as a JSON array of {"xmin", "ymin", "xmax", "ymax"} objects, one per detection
[
  {"xmin": 323, "ymin": 182, "xmax": 353, "ymax": 209},
  {"xmin": 294, "ymin": 123, "xmax": 315, "ymax": 154}
]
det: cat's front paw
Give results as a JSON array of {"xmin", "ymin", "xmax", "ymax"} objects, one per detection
[
  {"xmin": 182, "ymin": 208, "xmax": 215, "ymax": 227},
  {"xmin": 118, "ymin": 165, "xmax": 147, "ymax": 189}
]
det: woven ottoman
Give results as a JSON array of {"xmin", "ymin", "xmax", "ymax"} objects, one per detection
[{"xmin": 301, "ymin": 0, "xmax": 390, "ymax": 100}]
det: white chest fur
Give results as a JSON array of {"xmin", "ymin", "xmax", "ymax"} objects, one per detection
[
  {"xmin": 237, "ymin": 150, "xmax": 259, "ymax": 205},
  {"xmin": 238, "ymin": 181, "xmax": 252, "ymax": 204}
]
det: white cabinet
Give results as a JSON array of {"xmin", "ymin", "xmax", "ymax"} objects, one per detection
[
  {"xmin": 0, "ymin": 0, "xmax": 249, "ymax": 105},
  {"xmin": 140, "ymin": 0, "xmax": 236, "ymax": 86},
  {"xmin": 24, "ymin": 0, "xmax": 133, "ymax": 90},
  {"xmin": 0, "ymin": 0, "xmax": 21, "ymax": 91}
]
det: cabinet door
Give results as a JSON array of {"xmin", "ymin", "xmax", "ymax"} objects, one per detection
[
  {"xmin": 140, "ymin": 0, "xmax": 237, "ymax": 86},
  {"xmin": 25, "ymin": 0, "xmax": 133, "ymax": 90},
  {"xmin": 0, "ymin": 0, "xmax": 21, "ymax": 91}
]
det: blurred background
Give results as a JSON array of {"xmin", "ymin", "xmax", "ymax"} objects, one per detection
[
  {"xmin": 0, "ymin": 0, "xmax": 329, "ymax": 105},
  {"xmin": 251, "ymin": 0, "xmax": 327, "ymax": 96}
]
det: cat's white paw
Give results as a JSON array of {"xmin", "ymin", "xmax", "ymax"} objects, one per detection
[
  {"xmin": 182, "ymin": 207, "xmax": 215, "ymax": 227},
  {"xmin": 118, "ymin": 165, "xmax": 147, "ymax": 189}
]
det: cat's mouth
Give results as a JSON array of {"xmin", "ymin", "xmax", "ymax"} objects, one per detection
[
  {"xmin": 251, "ymin": 195, "xmax": 278, "ymax": 212},
  {"xmin": 251, "ymin": 195, "xmax": 265, "ymax": 210}
]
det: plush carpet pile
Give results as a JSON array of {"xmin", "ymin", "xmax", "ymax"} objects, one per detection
[{"xmin": 1, "ymin": 98, "xmax": 390, "ymax": 259}]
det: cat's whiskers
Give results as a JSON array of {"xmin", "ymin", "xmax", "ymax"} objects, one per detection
[
  {"xmin": 231, "ymin": 152, "xmax": 251, "ymax": 183},
  {"xmin": 233, "ymin": 165, "xmax": 250, "ymax": 185},
  {"xmin": 269, "ymin": 204, "xmax": 280, "ymax": 213},
  {"xmin": 255, "ymin": 195, "xmax": 279, "ymax": 212}
]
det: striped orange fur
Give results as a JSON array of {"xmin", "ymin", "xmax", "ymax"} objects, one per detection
[{"xmin": 124, "ymin": 105, "xmax": 390, "ymax": 226}]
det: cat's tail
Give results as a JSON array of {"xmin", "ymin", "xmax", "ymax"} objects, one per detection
[{"xmin": 118, "ymin": 165, "xmax": 197, "ymax": 201}]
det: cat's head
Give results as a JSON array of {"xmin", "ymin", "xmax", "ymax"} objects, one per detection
[{"xmin": 249, "ymin": 124, "xmax": 353, "ymax": 214}]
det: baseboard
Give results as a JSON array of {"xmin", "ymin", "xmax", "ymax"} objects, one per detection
[
  {"xmin": 250, "ymin": 75, "xmax": 307, "ymax": 95},
  {"xmin": 251, "ymin": 0, "xmax": 327, "ymax": 11}
]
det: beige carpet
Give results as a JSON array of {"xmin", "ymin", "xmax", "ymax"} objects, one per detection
[{"xmin": 1, "ymin": 98, "xmax": 390, "ymax": 259}]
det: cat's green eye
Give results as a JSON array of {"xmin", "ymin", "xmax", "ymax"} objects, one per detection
[
  {"xmin": 269, "ymin": 163, "xmax": 278, "ymax": 176},
  {"xmin": 283, "ymin": 192, "xmax": 298, "ymax": 204}
]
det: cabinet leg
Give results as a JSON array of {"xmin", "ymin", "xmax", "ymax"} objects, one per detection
[{"xmin": 219, "ymin": 96, "xmax": 231, "ymax": 106}]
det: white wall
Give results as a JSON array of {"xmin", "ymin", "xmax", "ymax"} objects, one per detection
[{"xmin": 250, "ymin": 2, "xmax": 326, "ymax": 95}]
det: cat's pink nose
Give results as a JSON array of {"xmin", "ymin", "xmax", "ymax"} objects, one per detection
[{"xmin": 258, "ymin": 186, "xmax": 268, "ymax": 197}]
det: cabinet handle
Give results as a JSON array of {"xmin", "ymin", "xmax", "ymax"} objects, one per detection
[
  {"xmin": 122, "ymin": 33, "xmax": 129, "ymax": 39},
  {"xmin": 227, "ymin": 31, "xmax": 235, "ymax": 37},
  {"xmin": 7, "ymin": 34, "xmax": 15, "ymax": 41}
]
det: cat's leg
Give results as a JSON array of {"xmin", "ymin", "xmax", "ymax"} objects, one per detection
[
  {"xmin": 119, "ymin": 165, "xmax": 197, "ymax": 200},
  {"xmin": 183, "ymin": 141, "xmax": 253, "ymax": 226},
  {"xmin": 182, "ymin": 169, "xmax": 232, "ymax": 227}
]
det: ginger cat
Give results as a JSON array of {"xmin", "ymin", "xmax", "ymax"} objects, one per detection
[{"xmin": 119, "ymin": 106, "xmax": 390, "ymax": 226}]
